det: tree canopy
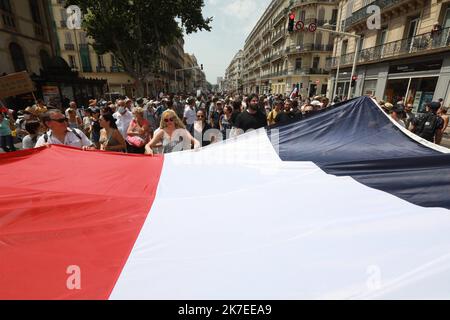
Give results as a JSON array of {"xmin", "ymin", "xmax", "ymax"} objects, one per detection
[{"xmin": 66, "ymin": 0, "xmax": 212, "ymax": 94}]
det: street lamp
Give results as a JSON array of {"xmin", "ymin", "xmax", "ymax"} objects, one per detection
[{"xmin": 318, "ymin": 24, "xmax": 361, "ymax": 100}]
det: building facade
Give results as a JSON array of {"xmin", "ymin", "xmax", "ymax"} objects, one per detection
[
  {"xmin": 225, "ymin": 50, "xmax": 243, "ymax": 94},
  {"xmin": 329, "ymin": 0, "xmax": 450, "ymax": 111},
  {"xmin": 241, "ymin": 0, "xmax": 338, "ymax": 97},
  {"xmin": 0, "ymin": 0, "xmax": 106, "ymax": 108},
  {"xmin": 182, "ymin": 53, "xmax": 206, "ymax": 93}
]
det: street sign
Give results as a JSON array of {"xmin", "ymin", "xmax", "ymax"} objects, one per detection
[{"xmin": 0, "ymin": 71, "xmax": 35, "ymax": 99}]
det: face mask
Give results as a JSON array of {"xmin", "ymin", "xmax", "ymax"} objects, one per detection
[{"xmin": 118, "ymin": 107, "xmax": 126, "ymax": 114}]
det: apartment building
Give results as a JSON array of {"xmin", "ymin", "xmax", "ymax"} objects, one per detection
[
  {"xmin": 241, "ymin": 0, "xmax": 338, "ymax": 97},
  {"xmin": 329, "ymin": 0, "xmax": 450, "ymax": 111},
  {"xmin": 225, "ymin": 50, "xmax": 243, "ymax": 94}
]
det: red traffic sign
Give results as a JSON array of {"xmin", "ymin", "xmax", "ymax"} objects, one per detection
[
  {"xmin": 295, "ymin": 21, "xmax": 304, "ymax": 31},
  {"xmin": 308, "ymin": 23, "xmax": 317, "ymax": 33}
]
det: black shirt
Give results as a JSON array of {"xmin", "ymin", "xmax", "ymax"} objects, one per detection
[
  {"xmin": 234, "ymin": 110, "xmax": 267, "ymax": 132},
  {"xmin": 275, "ymin": 111, "xmax": 302, "ymax": 125}
]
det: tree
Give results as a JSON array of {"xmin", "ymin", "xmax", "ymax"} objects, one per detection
[{"xmin": 66, "ymin": 0, "xmax": 212, "ymax": 96}]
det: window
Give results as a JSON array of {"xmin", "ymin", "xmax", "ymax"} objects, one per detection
[
  {"xmin": 0, "ymin": 0, "xmax": 12, "ymax": 12},
  {"xmin": 39, "ymin": 50, "xmax": 50, "ymax": 69},
  {"xmin": 68, "ymin": 55, "xmax": 77, "ymax": 69},
  {"xmin": 341, "ymin": 40, "xmax": 348, "ymax": 55},
  {"xmin": 29, "ymin": 0, "xmax": 41, "ymax": 24},
  {"xmin": 357, "ymin": 35, "xmax": 364, "ymax": 52},
  {"xmin": 65, "ymin": 32, "xmax": 73, "ymax": 44},
  {"xmin": 1, "ymin": 0, "xmax": 15, "ymax": 29},
  {"xmin": 295, "ymin": 58, "xmax": 302, "ymax": 70},
  {"xmin": 9, "ymin": 43, "xmax": 27, "ymax": 72},
  {"xmin": 313, "ymin": 57, "xmax": 320, "ymax": 69},
  {"xmin": 79, "ymin": 32, "xmax": 88, "ymax": 45}
]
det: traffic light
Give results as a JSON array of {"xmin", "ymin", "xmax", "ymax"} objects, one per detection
[
  {"xmin": 351, "ymin": 75, "xmax": 357, "ymax": 87},
  {"xmin": 288, "ymin": 12, "xmax": 295, "ymax": 32},
  {"xmin": 201, "ymin": 64, "xmax": 204, "ymax": 71}
]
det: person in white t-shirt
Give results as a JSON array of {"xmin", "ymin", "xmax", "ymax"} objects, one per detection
[
  {"xmin": 113, "ymin": 99, "xmax": 133, "ymax": 139},
  {"xmin": 183, "ymin": 98, "xmax": 197, "ymax": 126}
]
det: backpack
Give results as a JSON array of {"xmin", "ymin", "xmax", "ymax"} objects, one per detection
[{"xmin": 416, "ymin": 113, "xmax": 440, "ymax": 141}]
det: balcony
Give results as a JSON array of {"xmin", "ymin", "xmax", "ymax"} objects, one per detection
[
  {"xmin": 286, "ymin": 44, "xmax": 333, "ymax": 54},
  {"xmin": 344, "ymin": 0, "xmax": 411, "ymax": 31},
  {"xmin": 64, "ymin": 43, "xmax": 75, "ymax": 51},
  {"xmin": 272, "ymin": 31, "xmax": 286, "ymax": 45},
  {"xmin": 330, "ymin": 27, "xmax": 450, "ymax": 68},
  {"xmin": 288, "ymin": 67, "xmax": 330, "ymax": 76},
  {"xmin": 262, "ymin": 28, "xmax": 271, "ymax": 38},
  {"xmin": 271, "ymin": 52, "xmax": 284, "ymax": 62},
  {"xmin": 271, "ymin": 70, "xmax": 288, "ymax": 77},
  {"xmin": 291, "ymin": 0, "xmax": 337, "ymax": 8},
  {"xmin": 261, "ymin": 57, "xmax": 272, "ymax": 66},
  {"xmin": 273, "ymin": 9, "xmax": 288, "ymax": 26}
]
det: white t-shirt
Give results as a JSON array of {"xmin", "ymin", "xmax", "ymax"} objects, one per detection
[
  {"xmin": 35, "ymin": 129, "xmax": 93, "ymax": 148},
  {"xmin": 113, "ymin": 110, "xmax": 133, "ymax": 139},
  {"xmin": 184, "ymin": 105, "xmax": 196, "ymax": 126}
]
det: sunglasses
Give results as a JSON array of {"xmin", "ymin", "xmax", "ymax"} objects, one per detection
[
  {"xmin": 51, "ymin": 118, "xmax": 68, "ymax": 123},
  {"xmin": 164, "ymin": 118, "xmax": 175, "ymax": 123},
  {"xmin": 197, "ymin": 115, "xmax": 205, "ymax": 118}
]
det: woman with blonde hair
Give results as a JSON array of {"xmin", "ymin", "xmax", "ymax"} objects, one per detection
[{"xmin": 145, "ymin": 109, "xmax": 199, "ymax": 155}]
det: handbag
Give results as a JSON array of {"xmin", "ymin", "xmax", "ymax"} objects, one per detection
[{"xmin": 127, "ymin": 135, "xmax": 146, "ymax": 148}]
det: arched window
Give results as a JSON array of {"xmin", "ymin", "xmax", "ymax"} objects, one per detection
[{"xmin": 9, "ymin": 43, "xmax": 27, "ymax": 72}]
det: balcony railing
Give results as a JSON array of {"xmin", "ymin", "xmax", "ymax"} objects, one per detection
[
  {"xmin": 344, "ymin": 0, "xmax": 407, "ymax": 30},
  {"xmin": 271, "ymin": 52, "xmax": 284, "ymax": 61},
  {"xmin": 271, "ymin": 70, "xmax": 288, "ymax": 77},
  {"xmin": 286, "ymin": 43, "xmax": 333, "ymax": 54},
  {"xmin": 330, "ymin": 27, "xmax": 450, "ymax": 68},
  {"xmin": 64, "ymin": 43, "xmax": 75, "ymax": 51},
  {"xmin": 291, "ymin": 0, "xmax": 338, "ymax": 7},
  {"xmin": 288, "ymin": 68, "xmax": 329, "ymax": 75},
  {"xmin": 272, "ymin": 31, "xmax": 286, "ymax": 44},
  {"xmin": 273, "ymin": 9, "xmax": 288, "ymax": 26}
]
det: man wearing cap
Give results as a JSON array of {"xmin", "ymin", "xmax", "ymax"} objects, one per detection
[
  {"xmin": 411, "ymin": 102, "xmax": 444, "ymax": 143},
  {"xmin": 390, "ymin": 104, "xmax": 406, "ymax": 128}
]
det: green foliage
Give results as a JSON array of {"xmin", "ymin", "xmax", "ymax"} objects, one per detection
[{"xmin": 66, "ymin": 0, "xmax": 212, "ymax": 85}]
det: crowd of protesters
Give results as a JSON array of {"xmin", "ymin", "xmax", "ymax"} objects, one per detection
[
  {"xmin": 0, "ymin": 92, "xmax": 449, "ymax": 154},
  {"xmin": 377, "ymin": 99, "xmax": 449, "ymax": 144}
]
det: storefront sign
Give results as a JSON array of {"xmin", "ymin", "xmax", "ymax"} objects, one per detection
[{"xmin": 0, "ymin": 72, "xmax": 35, "ymax": 99}]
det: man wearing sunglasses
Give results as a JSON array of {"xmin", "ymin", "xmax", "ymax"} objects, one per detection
[{"xmin": 35, "ymin": 110, "xmax": 95, "ymax": 150}]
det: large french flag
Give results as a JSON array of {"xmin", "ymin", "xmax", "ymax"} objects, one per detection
[{"xmin": 1, "ymin": 97, "xmax": 450, "ymax": 300}]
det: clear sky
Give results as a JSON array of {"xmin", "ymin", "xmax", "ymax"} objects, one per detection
[{"xmin": 184, "ymin": 0, "xmax": 272, "ymax": 84}]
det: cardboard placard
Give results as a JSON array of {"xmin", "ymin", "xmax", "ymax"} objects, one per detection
[{"xmin": 0, "ymin": 71, "xmax": 35, "ymax": 99}]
